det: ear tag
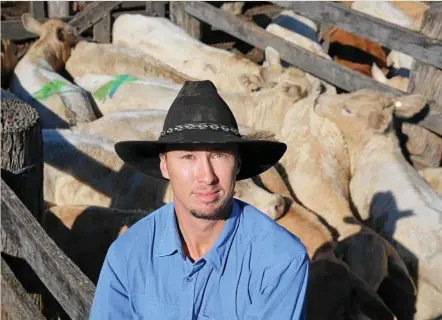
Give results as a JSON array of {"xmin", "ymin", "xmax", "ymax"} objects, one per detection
[{"xmin": 394, "ymin": 101, "xmax": 402, "ymax": 108}]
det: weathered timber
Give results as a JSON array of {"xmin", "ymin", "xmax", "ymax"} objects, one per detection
[
  {"xmin": 146, "ymin": 1, "xmax": 167, "ymax": 17},
  {"xmin": 272, "ymin": 1, "xmax": 442, "ymax": 69},
  {"xmin": 1, "ymin": 90, "xmax": 44, "ymax": 223},
  {"xmin": 93, "ymin": 13, "xmax": 111, "ymax": 43},
  {"xmin": 170, "ymin": 1, "xmax": 202, "ymax": 39},
  {"xmin": 401, "ymin": 123, "xmax": 442, "ymax": 168},
  {"xmin": 117, "ymin": 1, "xmax": 146, "ymax": 10},
  {"xmin": 1, "ymin": 257, "xmax": 46, "ymax": 320},
  {"xmin": 47, "ymin": 1, "xmax": 70, "ymax": 18},
  {"xmin": 408, "ymin": 7, "xmax": 442, "ymax": 137},
  {"xmin": 182, "ymin": 1, "xmax": 442, "ymax": 135},
  {"xmin": 1, "ymin": 17, "xmax": 72, "ymax": 41},
  {"xmin": 68, "ymin": 1, "xmax": 122, "ymax": 35},
  {"xmin": 30, "ymin": 1, "xmax": 46, "ymax": 19},
  {"xmin": 1, "ymin": 180, "xmax": 95, "ymax": 319}
]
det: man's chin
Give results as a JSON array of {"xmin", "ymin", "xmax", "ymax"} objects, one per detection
[{"xmin": 190, "ymin": 203, "xmax": 231, "ymax": 220}]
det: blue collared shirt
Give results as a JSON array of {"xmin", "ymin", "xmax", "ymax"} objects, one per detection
[{"xmin": 90, "ymin": 199, "xmax": 309, "ymax": 320}]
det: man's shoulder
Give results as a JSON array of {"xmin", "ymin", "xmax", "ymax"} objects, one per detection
[
  {"xmin": 108, "ymin": 202, "xmax": 172, "ymax": 258},
  {"xmin": 237, "ymin": 200, "xmax": 307, "ymax": 260}
]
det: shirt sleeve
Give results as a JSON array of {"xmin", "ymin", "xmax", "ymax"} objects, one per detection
[
  {"xmin": 89, "ymin": 243, "xmax": 132, "ymax": 319},
  {"xmin": 244, "ymin": 253, "xmax": 309, "ymax": 320}
]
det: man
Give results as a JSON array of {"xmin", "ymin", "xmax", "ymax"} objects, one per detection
[{"xmin": 90, "ymin": 80, "xmax": 309, "ymax": 319}]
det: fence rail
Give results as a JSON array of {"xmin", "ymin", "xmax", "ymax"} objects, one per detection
[
  {"xmin": 1, "ymin": 179, "xmax": 95, "ymax": 318},
  {"xmin": 273, "ymin": 1, "xmax": 442, "ymax": 69}
]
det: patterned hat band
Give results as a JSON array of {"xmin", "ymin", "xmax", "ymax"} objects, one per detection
[{"xmin": 160, "ymin": 122, "xmax": 241, "ymax": 137}]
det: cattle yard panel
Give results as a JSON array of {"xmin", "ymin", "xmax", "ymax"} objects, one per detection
[{"xmin": 1, "ymin": 179, "xmax": 96, "ymax": 319}]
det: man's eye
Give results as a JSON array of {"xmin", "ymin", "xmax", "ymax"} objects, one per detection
[
  {"xmin": 213, "ymin": 153, "xmax": 227, "ymax": 159},
  {"xmin": 182, "ymin": 155, "xmax": 194, "ymax": 160}
]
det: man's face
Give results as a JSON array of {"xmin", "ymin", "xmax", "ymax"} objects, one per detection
[{"xmin": 159, "ymin": 146, "xmax": 240, "ymax": 220}]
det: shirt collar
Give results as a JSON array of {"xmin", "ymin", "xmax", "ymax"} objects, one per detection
[{"xmin": 154, "ymin": 200, "xmax": 242, "ymax": 273}]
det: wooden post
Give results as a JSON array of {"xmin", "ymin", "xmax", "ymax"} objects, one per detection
[
  {"xmin": 48, "ymin": 1, "xmax": 70, "ymax": 18},
  {"xmin": 170, "ymin": 1, "xmax": 201, "ymax": 39},
  {"xmin": 407, "ymin": 7, "xmax": 442, "ymax": 126},
  {"xmin": 146, "ymin": 1, "xmax": 166, "ymax": 17},
  {"xmin": 1, "ymin": 90, "xmax": 43, "ymax": 223},
  {"xmin": 30, "ymin": 2, "xmax": 46, "ymax": 19},
  {"xmin": 93, "ymin": 13, "xmax": 111, "ymax": 43}
]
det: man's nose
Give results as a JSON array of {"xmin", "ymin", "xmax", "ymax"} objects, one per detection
[{"xmin": 197, "ymin": 158, "xmax": 218, "ymax": 185}]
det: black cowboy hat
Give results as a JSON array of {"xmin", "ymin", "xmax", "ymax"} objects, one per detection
[{"xmin": 114, "ymin": 80, "xmax": 287, "ymax": 181}]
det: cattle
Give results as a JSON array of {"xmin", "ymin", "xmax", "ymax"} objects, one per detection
[
  {"xmin": 314, "ymin": 89, "xmax": 442, "ymax": 319},
  {"xmin": 111, "ymin": 14, "xmax": 304, "ymax": 93},
  {"xmin": 72, "ymin": 109, "xmax": 255, "ymax": 144},
  {"xmin": 321, "ymin": 27, "xmax": 387, "ymax": 78},
  {"xmin": 253, "ymin": 146, "xmax": 405, "ymax": 319},
  {"xmin": 245, "ymin": 123, "xmax": 415, "ymax": 319},
  {"xmin": 351, "ymin": 1, "xmax": 429, "ymax": 92},
  {"xmin": 73, "ymin": 48, "xmax": 312, "ymax": 137},
  {"xmin": 265, "ymin": 10, "xmax": 331, "ymax": 60},
  {"xmin": 263, "ymin": 9, "xmax": 407, "ymax": 92},
  {"xmin": 42, "ymin": 129, "xmax": 286, "ymax": 220},
  {"xmin": 65, "ymin": 41, "xmax": 193, "ymax": 83},
  {"xmin": 9, "ymin": 14, "xmax": 97, "ymax": 128},
  {"xmin": 275, "ymin": 86, "xmax": 417, "ymax": 317},
  {"xmin": 1, "ymin": 37, "xmax": 18, "ymax": 89}
]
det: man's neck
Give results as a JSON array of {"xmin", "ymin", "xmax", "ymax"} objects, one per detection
[{"xmin": 175, "ymin": 203, "xmax": 232, "ymax": 262}]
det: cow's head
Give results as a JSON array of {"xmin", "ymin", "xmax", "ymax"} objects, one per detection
[{"xmin": 22, "ymin": 13, "xmax": 79, "ymax": 70}]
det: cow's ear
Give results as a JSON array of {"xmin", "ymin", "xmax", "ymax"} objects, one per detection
[
  {"xmin": 264, "ymin": 47, "xmax": 282, "ymax": 69},
  {"xmin": 22, "ymin": 13, "xmax": 42, "ymax": 35},
  {"xmin": 368, "ymin": 110, "xmax": 392, "ymax": 133},
  {"xmin": 392, "ymin": 94, "xmax": 427, "ymax": 119}
]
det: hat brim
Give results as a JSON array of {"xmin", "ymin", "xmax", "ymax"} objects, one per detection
[{"xmin": 114, "ymin": 131, "xmax": 286, "ymax": 181}]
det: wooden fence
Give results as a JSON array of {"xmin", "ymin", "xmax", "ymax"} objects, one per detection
[
  {"xmin": 1, "ymin": 1, "xmax": 441, "ymax": 318},
  {"xmin": 1, "ymin": 180, "xmax": 95, "ymax": 319}
]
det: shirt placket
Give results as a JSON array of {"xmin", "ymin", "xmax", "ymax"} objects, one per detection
[{"xmin": 179, "ymin": 259, "xmax": 205, "ymax": 320}]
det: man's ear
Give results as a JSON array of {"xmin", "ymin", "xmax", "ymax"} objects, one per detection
[
  {"xmin": 159, "ymin": 153, "xmax": 170, "ymax": 179},
  {"xmin": 236, "ymin": 156, "xmax": 242, "ymax": 175}
]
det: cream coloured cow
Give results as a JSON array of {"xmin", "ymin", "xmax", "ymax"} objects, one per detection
[
  {"xmin": 244, "ymin": 125, "xmax": 415, "ymax": 320},
  {"xmin": 43, "ymin": 129, "xmax": 286, "ymax": 220},
  {"xmin": 272, "ymin": 83, "xmax": 416, "ymax": 311},
  {"xmin": 314, "ymin": 89, "xmax": 442, "ymax": 320},
  {"xmin": 73, "ymin": 48, "xmax": 312, "ymax": 138},
  {"xmin": 265, "ymin": 10, "xmax": 331, "ymax": 60},
  {"xmin": 65, "ymin": 41, "xmax": 193, "ymax": 83},
  {"xmin": 9, "ymin": 14, "xmax": 97, "ymax": 128},
  {"xmin": 111, "ymin": 14, "xmax": 284, "ymax": 93}
]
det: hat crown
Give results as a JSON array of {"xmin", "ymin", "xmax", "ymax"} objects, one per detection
[{"xmin": 161, "ymin": 80, "xmax": 239, "ymax": 136}]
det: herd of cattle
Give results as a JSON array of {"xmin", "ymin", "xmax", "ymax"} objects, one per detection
[{"xmin": 1, "ymin": 1, "xmax": 442, "ymax": 319}]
